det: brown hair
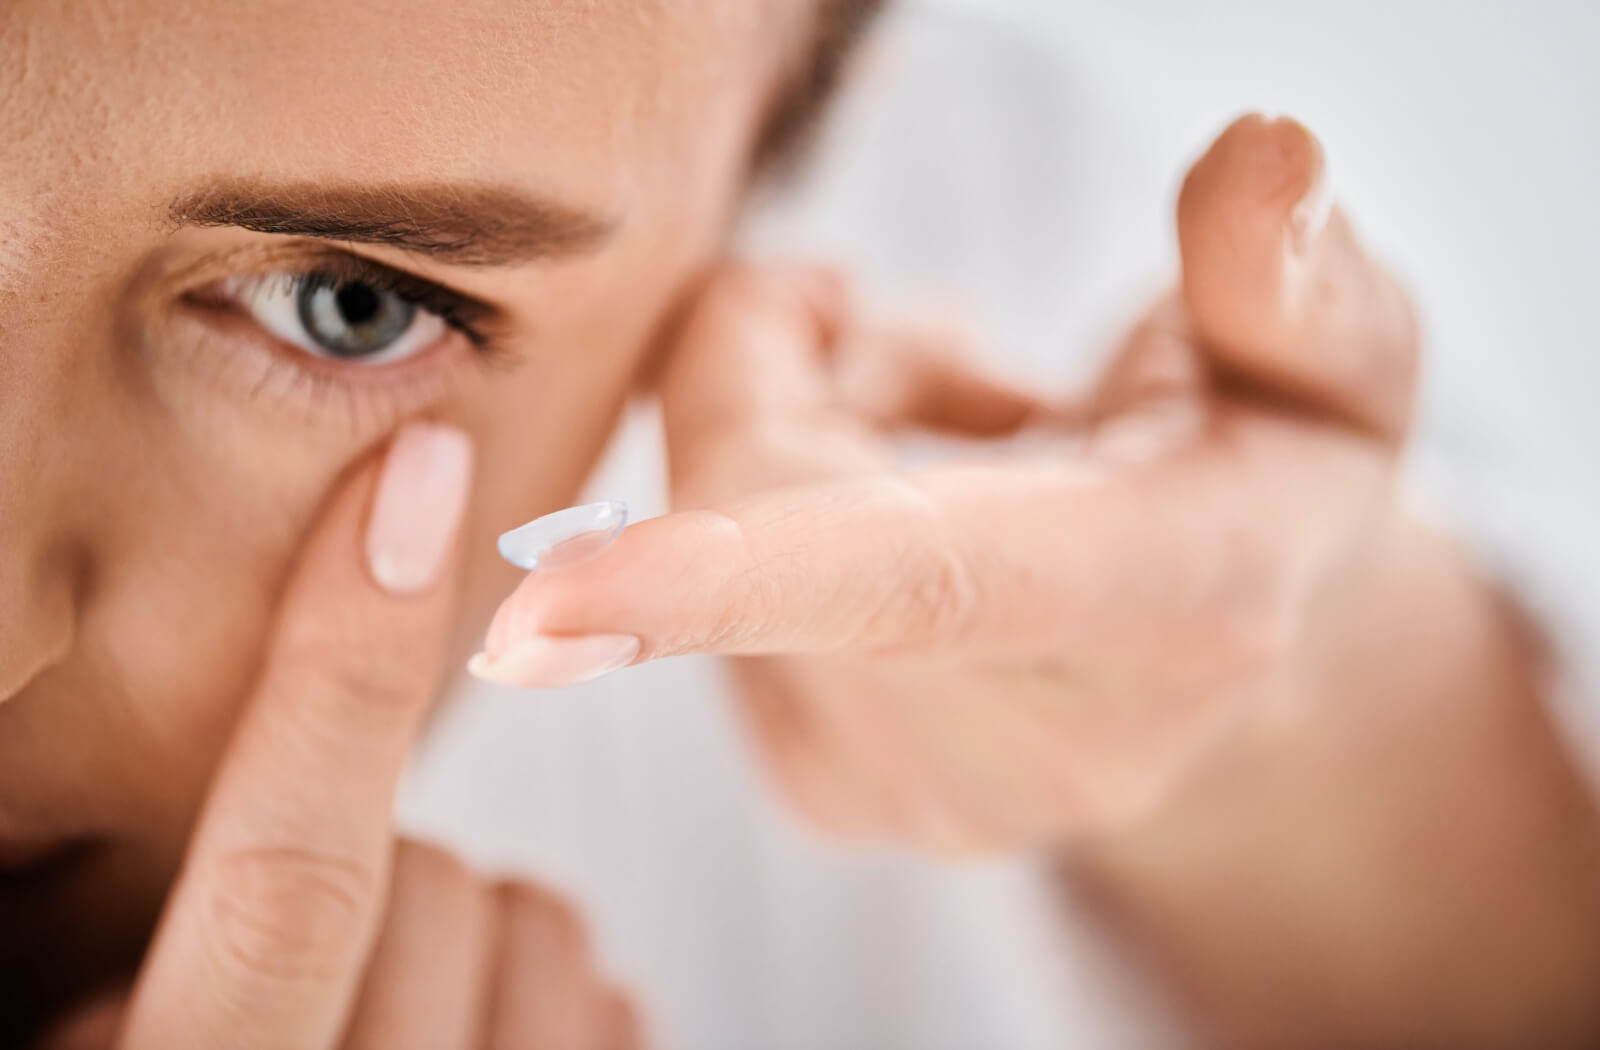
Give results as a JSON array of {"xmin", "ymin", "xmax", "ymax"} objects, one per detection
[{"xmin": 752, "ymin": 0, "xmax": 888, "ymax": 176}]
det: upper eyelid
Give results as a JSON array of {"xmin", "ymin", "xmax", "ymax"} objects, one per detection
[
  {"xmin": 176, "ymin": 241, "xmax": 496, "ymax": 317},
  {"xmin": 212, "ymin": 250, "xmax": 504, "ymax": 344},
  {"xmin": 160, "ymin": 238, "xmax": 526, "ymax": 380},
  {"xmin": 279, "ymin": 252, "xmax": 495, "ymax": 321}
]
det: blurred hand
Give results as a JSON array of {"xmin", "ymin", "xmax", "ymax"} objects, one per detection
[
  {"xmin": 474, "ymin": 115, "xmax": 1419, "ymax": 850},
  {"xmin": 39, "ymin": 425, "xmax": 641, "ymax": 1050}
]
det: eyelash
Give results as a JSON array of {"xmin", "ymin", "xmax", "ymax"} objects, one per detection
[
  {"xmin": 171, "ymin": 249, "xmax": 511, "ymax": 435},
  {"xmin": 272, "ymin": 254, "xmax": 497, "ymax": 350}
]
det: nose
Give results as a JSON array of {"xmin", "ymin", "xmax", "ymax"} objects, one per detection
[
  {"xmin": 0, "ymin": 336, "xmax": 83, "ymax": 708},
  {"xmin": 0, "ymin": 545, "xmax": 77, "ymax": 706}
]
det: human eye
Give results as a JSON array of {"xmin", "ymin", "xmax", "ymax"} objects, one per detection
[
  {"xmin": 219, "ymin": 256, "xmax": 493, "ymax": 367},
  {"xmin": 161, "ymin": 248, "xmax": 511, "ymax": 436}
]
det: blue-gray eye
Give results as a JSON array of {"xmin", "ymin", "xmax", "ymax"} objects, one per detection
[
  {"xmin": 230, "ymin": 273, "xmax": 448, "ymax": 365},
  {"xmin": 298, "ymin": 279, "xmax": 418, "ymax": 359}
]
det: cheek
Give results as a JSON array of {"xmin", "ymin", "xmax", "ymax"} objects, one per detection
[
  {"xmin": 33, "ymin": 327, "xmax": 363, "ymax": 834},
  {"xmin": 65, "ymin": 443, "xmax": 312, "ymax": 832},
  {"xmin": 50, "ymin": 199, "xmax": 716, "ymax": 833},
  {"xmin": 74, "ymin": 274, "xmax": 658, "ymax": 823}
]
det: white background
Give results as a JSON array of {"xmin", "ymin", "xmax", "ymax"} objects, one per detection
[{"xmin": 937, "ymin": 0, "xmax": 1598, "ymax": 498}]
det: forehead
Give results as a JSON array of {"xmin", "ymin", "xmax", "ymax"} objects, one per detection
[{"xmin": 4, "ymin": 0, "xmax": 806, "ymax": 221}]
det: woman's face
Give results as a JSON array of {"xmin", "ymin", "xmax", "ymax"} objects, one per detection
[{"xmin": 0, "ymin": 0, "xmax": 811, "ymax": 1003}]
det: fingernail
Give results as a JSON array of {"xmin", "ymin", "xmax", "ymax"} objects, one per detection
[
  {"xmin": 483, "ymin": 596, "xmax": 519, "ymax": 663},
  {"xmin": 467, "ymin": 633, "xmax": 641, "ymax": 690},
  {"xmin": 497, "ymin": 501, "xmax": 628, "ymax": 572},
  {"xmin": 1289, "ymin": 168, "xmax": 1334, "ymax": 254},
  {"xmin": 367, "ymin": 423, "xmax": 474, "ymax": 595}
]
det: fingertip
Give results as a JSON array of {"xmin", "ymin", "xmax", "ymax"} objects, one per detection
[
  {"xmin": 1180, "ymin": 113, "xmax": 1326, "ymax": 236},
  {"xmin": 477, "ymin": 506, "xmax": 751, "ymax": 668},
  {"xmin": 1178, "ymin": 115, "xmax": 1329, "ymax": 306},
  {"xmin": 1177, "ymin": 114, "xmax": 1419, "ymax": 440},
  {"xmin": 481, "ymin": 500, "xmax": 631, "ymax": 659}
]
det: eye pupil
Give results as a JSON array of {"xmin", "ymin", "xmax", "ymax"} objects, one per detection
[
  {"xmin": 297, "ymin": 278, "xmax": 416, "ymax": 359},
  {"xmin": 335, "ymin": 283, "xmax": 381, "ymax": 326}
]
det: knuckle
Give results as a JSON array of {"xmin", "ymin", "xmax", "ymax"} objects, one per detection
[
  {"xmin": 493, "ymin": 879, "xmax": 590, "ymax": 961},
  {"xmin": 391, "ymin": 838, "xmax": 476, "ymax": 896},
  {"xmin": 901, "ymin": 544, "xmax": 978, "ymax": 644},
  {"xmin": 203, "ymin": 843, "xmax": 381, "ymax": 986},
  {"xmin": 756, "ymin": 478, "xmax": 979, "ymax": 650}
]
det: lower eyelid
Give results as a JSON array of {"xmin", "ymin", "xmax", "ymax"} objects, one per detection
[{"xmin": 160, "ymin": 290, "xmax": 479, "ymax": 440}]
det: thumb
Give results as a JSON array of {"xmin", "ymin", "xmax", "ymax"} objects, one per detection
[{"xmin": 1179, "ymin": 114, "xmax": 1420, "ymax": 441}]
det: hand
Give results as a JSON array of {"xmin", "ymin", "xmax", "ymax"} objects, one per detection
[
  {"xmin": 472, "ymin": 115, "xmax": 1419, "ymax": 850},
  {"xmin": 38, "ymin": 425, "xmax": 641, "ymax": 1050}
]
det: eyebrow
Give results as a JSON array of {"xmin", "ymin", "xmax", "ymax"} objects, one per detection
[{"xmin": 167, "ymin": 181, "xmax": 616, "ymax": 267}]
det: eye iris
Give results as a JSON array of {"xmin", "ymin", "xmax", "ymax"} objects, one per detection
[{"xmin": 296, "ymin": 279, "xmax": 416, "ymax": 358}]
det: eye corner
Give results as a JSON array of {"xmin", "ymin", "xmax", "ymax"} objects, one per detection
[{"xmin": 178, "ymin": 275, "xmax": 243, "ymax": 312}]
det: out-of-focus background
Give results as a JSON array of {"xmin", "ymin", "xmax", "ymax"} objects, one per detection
[
  {"xmin": 403, "ymin": 4, "xmax": 1600, "ymax": 1047},
  {"xmin": 942, "ymin": 0, "xmax": 1598, "ymax": 478}
]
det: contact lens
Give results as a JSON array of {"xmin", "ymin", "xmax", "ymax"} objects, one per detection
[{"xmin": 497, "ymin": 501, "xmax": 628, "ymax": 572}]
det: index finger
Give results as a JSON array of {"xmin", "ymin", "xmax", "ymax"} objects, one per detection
[
  {"xmin": 118, "ymin": 423, "xmax": 474, "ymax": 1050},
  {"xmin": 467, "ymin": 456, "xmax": 1144, "ymax": 685}
]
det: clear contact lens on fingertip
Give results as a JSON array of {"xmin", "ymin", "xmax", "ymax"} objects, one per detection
[{"xmin": 497, "ymin": 500, "xmax": 628, "ymax": 572}]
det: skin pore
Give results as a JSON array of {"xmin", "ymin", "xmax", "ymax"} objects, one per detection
[{"xmin": 0, "ymin": 0, "xmax": 859, "ymax": 1033}]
